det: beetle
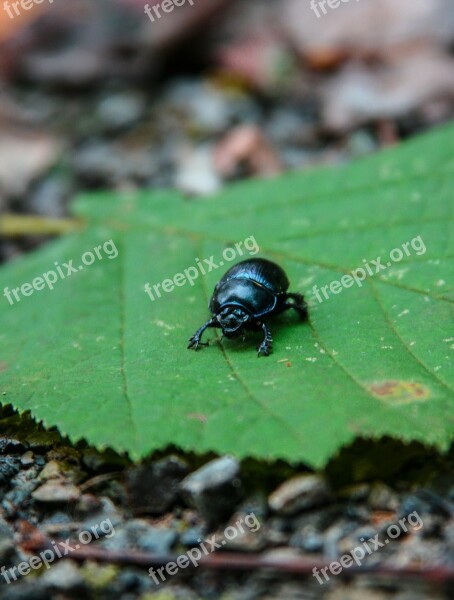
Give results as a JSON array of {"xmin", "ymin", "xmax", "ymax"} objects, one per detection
[{"xmin": 187, "ymin": 258, "xmax": 307, "ymax": 356}]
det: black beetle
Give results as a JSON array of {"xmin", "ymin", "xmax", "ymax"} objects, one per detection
[{"xmin": 188, "ymin": 258, "xmax": 307, "ymax": 356}]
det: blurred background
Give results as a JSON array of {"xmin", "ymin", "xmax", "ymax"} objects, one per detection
[{"xmin": 1, "ymin": 0, "xmax": 454, "ymax": 257}]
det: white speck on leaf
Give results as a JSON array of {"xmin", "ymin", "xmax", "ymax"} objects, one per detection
[{"xmin": 154, "ymin": 320, "xmax": 175, "ymax": 331}]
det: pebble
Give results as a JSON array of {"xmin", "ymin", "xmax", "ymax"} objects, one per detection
[
  {"xmin": 368, "ymin": 483, "xmax": 399, "ymax": 511},
  {"xmin": 290, "ymin": 526, "xmax": 324, "ymax": 553},
  {"xmin": 102, "ymin": 519, "xmax": 177, "ymax": 554},
  {"xmin": 337, "ymin": 524, "xmax": 381, "ymax": 556},
  {"xmin": 20, "ymin": 451, "xmax": 34, "ymax": 467},
  {"xmin": 267, "ymin": 107, "xmax": 317, "ymax": 145},
  {"xmin": 35, "ymin": 455, "xmax": 46, "ymax": 467},
  {"xmin": 268, "ymin": 474, "xmax": 331, "ymax": 515},
  {"xmin": 28, "ymin": 177, "xmax": 70, "ymax": 219},
  {"xmin": 175, "ymin": 144, "xmax": 222, "ymax": 196},
  {"xmin": 76, "ymin": 497, "xmax": 123, "ymax": 533},
  {"xmin": 181, "ymin": 526, "xmax": 205, "ymax": 547},
  {"xmin": 32, "ymin": 481, "xmax": 81, "ymax": 503},
  {"xmin": 38, "ymin": 459, "xmax": 74, "ymax": 482},
  {"xmin": 0, "ymin": 438, "xmax": 26, "ymax": 454},
  {"xmin": 97, "ymin": 92, "xmax": 145, "ymax": 132},
  {"xmin": 41, "ymin": 560, "xmax": 83, "ymax": 590},
  {"xmin": 165, "ymin": 80, "xmax": 234, "ymax": 133},
  {"xmin": 337, "ymin": 483, "xmax": 371, "ymax": 502},
  {"xmin": 324, "ymin": 519, "xmax": 360, "ymax": 561},
  {"xmin": 0, "ymin": 515, "xmax": 16, "ymax": 563},
  {"xmin": 2, "ymin": 474, "xmax": 39, "ymax": 517},
  {"xmin": 0, "ymin": 457, "xmax": 21, "ymax": 485},
  {"xmin": 136, "ymin": 526, "xmax": 178, "ymax": 554},
  {"xmin": 180, "ymin": 455, "xmax": 242, "ymax": 524},
  {"xmin": 219, "ymin": 511, "xmax": 266, "ymax": 552},
  {"xmin": 72, "ymin": 141, "xmax": 155, "ymax": 186},
  {"xmin": 264, "ymin": 516, "xmax": 294, "ymax": 546}
]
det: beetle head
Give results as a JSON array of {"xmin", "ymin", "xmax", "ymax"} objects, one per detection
[{"xmin": 217, "ymin": 307, "xmax": 250, "ymax": 338}]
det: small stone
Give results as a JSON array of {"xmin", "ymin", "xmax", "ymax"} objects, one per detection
[
  {"xmin": 3, "ymin": 471, "xmax": 39, "ymax": 515},
  {"xmin": 165, "ymin": 80, "xmax": 233, "ymax": 133},
  {"xmin": 337, "ymin": 483, "xmax": 371, "ymax": 502},
  {"xmin": 181, "ymin": 526, "xmax": 205, "ymax": 547},
  {"xmin": 0, "ymin": 515, "xmax": 16, "ymax": 564},
  {"xmin": 265, "ymin": 516, "xmax": 294, "ymax": 545},
  {"xmin": 32, "ymin": 481, "xmax": 80, "ymax": 503},
  {"xmin": 78, "ymin": 497, "xmax": 123, "ymax": 534},
  {"xmin": 136, "ymin": 527, "xmax": 178, "ymax": 554},
  {"xmin": 29, "ymin": 177, "xmax": 70, "ymax": 219},
  {"xmin": 0, "ymin": 438, "xmax": 25, "ymax": 454},
  {"xmin": 323, "ymin": 519, "xmax": 359, "ymax": 560},
  {"xmin": 20, "ymin": 451, "xmax": 34, "ymax": 466},
  {"xmin": 337, "ymin": 525, "xmax": 378, "ymax": 555},
  {"xmin": 368, "ymin": 483, "xmax": 399, "ymax": 511},
  {"xmin": 0, "ymin": 456, "xmax": 21, "ymax": 485},
  {"xmin": 41, "ymin": 559, "xmax": 83, "ymax": 589},
  {"xmin": 38, "ymin": 460, "xmax": 66, "ymax": 481},
  {"xmin": 175, "ymin": 145, "xmax": 222, "ymax": 196},
  {"xmin": 219, "ymin": 511, "xmax": 266, "ymax": 552},
  {"xmin": 97, "ymin": 92, "xmax": 145, "ymax": 131},
  {"xmin": 180, "ymin": 456, "xmax": 242, "ymax": 524},
  {"xmin": 71, "ymin": 142, "xmax": 125, "ymax": 185},
  {"xmin": 268, "ymin": 474, "xmax": 331, "ymax": 515},
  {"xmin": 35, "ymin": 455, "xmax": 46, "ymax": 466},
  {"xmin": 72, "ymin": 141, "xmax": 155, "ymax": 186},
  {"xmin": 74, "ymin": 493, "xmax": 103, "ymax": 516},
  {"xmin": 102, "ymin": 519, "xmax": 177, "ymax": 554},
  {"xmin": 290, "ymin": 526, "xmax": 324, "ymax": 553},
  {"xmin": 80, "ymin": 562, "xmax": 118, "ymax": 589},
  {"xmin": 41, "ymin": 511, "xmax": 74, "ymax": 532}
]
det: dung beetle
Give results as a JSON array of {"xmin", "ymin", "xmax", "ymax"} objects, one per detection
[{"xmin": 188, "ymin": 258, "xmax": 307, "ymax": 356}]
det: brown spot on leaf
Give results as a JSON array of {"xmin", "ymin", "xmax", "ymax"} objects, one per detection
[
  {"xmin": 368, "ymin": 380, "xmax": 431, "ymax": 404},
  {"xmin": 0, "ymin": 361, "xmax": 7, "ymax": 373}
]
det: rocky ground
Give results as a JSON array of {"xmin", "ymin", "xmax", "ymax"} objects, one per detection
[
  {"xmin": 1, "ymin": 411, "xmax": 454, "ymax": 599},
  {"xmin": 1, "ymin": 0, "xmax": 454, "ymax": 598}
]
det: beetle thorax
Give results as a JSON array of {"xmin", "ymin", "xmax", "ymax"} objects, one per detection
[{"xmin": 217, "ymin": 307, "xmax": 250, "ymax": 338}]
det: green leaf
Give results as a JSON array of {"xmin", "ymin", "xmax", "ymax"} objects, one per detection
[{"xmin": 1, "ymin": 124, "xmax": 453, "ymax": 468}]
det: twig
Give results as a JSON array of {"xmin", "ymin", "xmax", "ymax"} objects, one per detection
[
  {"xmin": 0, "ymin": 215, "xmax": 82, "ymax": 237},
  {"xmin": 17, "ymin": 521, "xmax": 454, "ymax": 583}
]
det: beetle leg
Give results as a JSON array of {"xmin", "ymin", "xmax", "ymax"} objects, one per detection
[
  {"xmin": 187, "ymin": 318, "xmax": 218, "ymax": 351},
  {"xmin": 257, "ymin": 322, "xmax": 273, "ymax": 357},
  {"xmin": 284, "ymin": 292, "xmax": 308, "ymax": 319}
]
